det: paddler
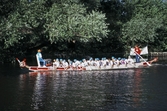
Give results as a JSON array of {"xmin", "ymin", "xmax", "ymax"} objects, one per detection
[{"xmin": 134, "ymin": 45, "xmax": 141, "ymax": 63}]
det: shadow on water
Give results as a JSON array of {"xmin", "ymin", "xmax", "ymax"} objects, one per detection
[
  {"xmin": 0, "ymin": 63, "xmax": 33, "ymax": 76},
  {"xmin": 0, "ymin": 63, "xmax": 22, "ymax": 76}
]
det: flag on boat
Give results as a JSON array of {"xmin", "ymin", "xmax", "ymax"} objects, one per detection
[{"xmin": 130, "ymin": 46, "xmax": 148, "ymax": 56}]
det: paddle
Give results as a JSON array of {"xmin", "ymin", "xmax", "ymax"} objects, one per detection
[{"xmin": 133, "ymin": 50, "xmax": 151, "ymax": 66}]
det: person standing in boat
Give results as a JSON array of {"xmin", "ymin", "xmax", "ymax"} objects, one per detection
[
  {"xmin": 36, "ymin": 49, "xmax": 46, "ymax": 67},
  {"xmin": 134, "ymin": 45, "xmax": 141, "ymax": 63}
]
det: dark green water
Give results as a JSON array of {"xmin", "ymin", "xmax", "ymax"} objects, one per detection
[{"xmin": 0, "ymin": 63, "xmax": 167, "ymax": 111}]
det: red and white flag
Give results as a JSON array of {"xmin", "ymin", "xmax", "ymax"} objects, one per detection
[{"xmin": 130, "ymin": 46, "xmax": 148, "ymax": 56}]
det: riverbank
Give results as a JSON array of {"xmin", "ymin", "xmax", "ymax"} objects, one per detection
[{"xmin": 150, "ymin": 52, "xmax": 167, "ymax": 60}]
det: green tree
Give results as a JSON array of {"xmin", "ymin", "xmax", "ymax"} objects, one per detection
[
  {"xmin": 121, "ymin": 0, "xmax": 165, "ymax": 53},
  {"xmin": 45, "ymin": 1, "xmax": 109, "ymax": 43},
  {"xmin": 99, "ymin": 0, "xmax": 125, "ymax": 52},
  {"xmin": 0, "ymin": 0, "xmax": 109, "ymax": 62}
]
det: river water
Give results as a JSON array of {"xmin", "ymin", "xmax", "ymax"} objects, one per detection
[{"xmin": 0, "ymin": 63, "xmax": 167, "ymax": 111}]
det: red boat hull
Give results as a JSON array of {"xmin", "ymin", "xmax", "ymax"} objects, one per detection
[{"xmin": 28, "ymin": 66, "xmax": 86, "ymax": 72}]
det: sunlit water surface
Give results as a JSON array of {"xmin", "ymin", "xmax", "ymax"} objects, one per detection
[{"xmin": 0, "ymin": 63, "xmax": 167, "ymax": 111}]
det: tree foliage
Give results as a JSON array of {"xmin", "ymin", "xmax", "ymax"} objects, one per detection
[
  {"xmin": 0, "ymin": 0, "xmax": 109, "ymax": 62},
  {"xmin": 121, "ymin": 0, "xmax": 167, "ymax": 51},
  {"xmin": 45, "ymin": 2, "xmax": 109, "ymax": 43},
  {"xmin": 1, "ymin": 0, "xmax": 167, "ymax": 62}
]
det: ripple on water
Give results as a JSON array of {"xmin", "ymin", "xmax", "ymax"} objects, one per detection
[{"xmin": 0, "ymin": 65, "xmax": 167, "ymax": 111}]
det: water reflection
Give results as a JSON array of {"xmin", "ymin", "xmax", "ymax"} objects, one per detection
[
  {"xmin": 1, "ymin": 63, "xmax": 167, "ymax": 110},
  {"xmin": 13, "ymin": 67, "xmax": 166, "ymax": 111},
  {"xmin": 18, "ymin": 70, "xmax": 138, "ymax": 110},
  {"xmin": 133, "ymin": 69, "xmax": 142, "ymax": 108},
  {"xmin": 31, "ymin": 72, "xmax": 47, "ymax": 110}
]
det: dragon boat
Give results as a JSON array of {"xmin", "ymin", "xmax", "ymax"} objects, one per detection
[
  {"xmin": 16, "ymin": 46, "xmax": 158, "ymax": 72},
  {"xmin": 16, "ymin": 57, "xmax": 158, "ymax": 72}
]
